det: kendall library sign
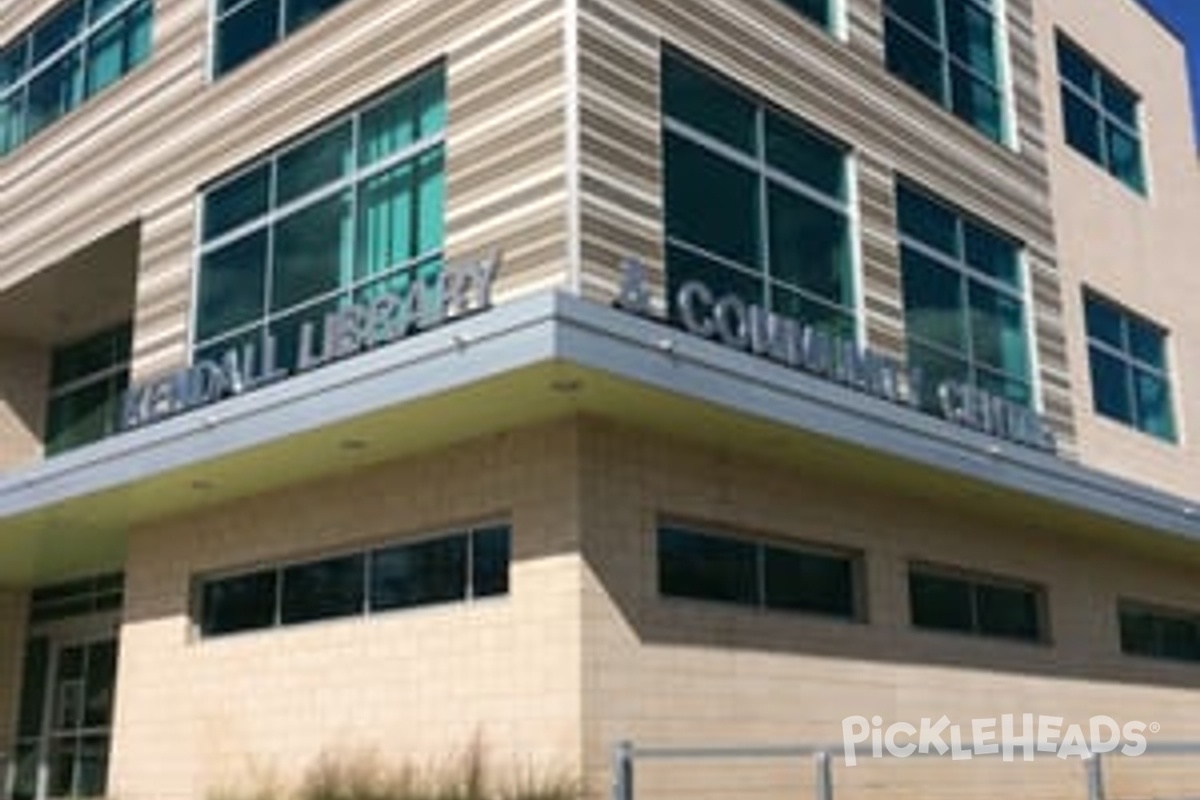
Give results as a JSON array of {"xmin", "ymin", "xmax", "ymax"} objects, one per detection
[
  {"xmin": 120, "ymin": 253, "xmax": 499, "ymax": 431},
  {"xmin": 614, "ymin": 258, "xmax": 1057, "ymax": 453}
]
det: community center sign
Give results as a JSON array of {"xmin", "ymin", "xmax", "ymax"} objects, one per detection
[
  {"xmin": 613, "ymin": 258, "xmax": 1056, "ymax": 453},
  {"xmin": 119, "ymin": 254, "xmax": 499, "ymax": 431}
]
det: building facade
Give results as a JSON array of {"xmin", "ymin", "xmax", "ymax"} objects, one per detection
[{"xmin": 2, "ymin": 0, "xmax": 1200, "ymax": 797}]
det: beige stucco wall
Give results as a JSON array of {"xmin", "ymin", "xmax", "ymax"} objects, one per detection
[
  {"xmin": 111, "ymin": 420, "xmax": 585, "ymax": 800},
  {"xmin": 1035, "ymin": 0, "xmax": 1200, "ymax": 497},
  {"xmin": 578, "ymin": 418, "xmax": 1200, "ymax": 799},
  {"xmin": 0, "ymin": 340, "xmax": 47, "ymax": 473}
]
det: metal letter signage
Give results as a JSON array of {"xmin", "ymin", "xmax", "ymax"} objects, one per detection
[
  {"xmin": 120, "ymin": 253, "xmax": 500, "ymax": 431},
  {"xmin": 614, "ymin": 257, "xmax": 1056, "ymax": 453}
]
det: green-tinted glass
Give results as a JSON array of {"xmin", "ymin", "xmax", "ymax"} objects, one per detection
[
  {"xmin": 765, "ymin": 112, "xmax": 845, "ymax": 199},
  {"xmin": 356, "ymin": 161, "xmax": 414, "ymax": 278},
  {"xmin": 968, "ymin": 281, "xmax": 1027, "ymax": 379},
  {"xmin": 897, "ymin": 184, "xmax": 958, "ymax": 256},
  {"xmin": 767, "ymin": 184, "xmax": 851, "ymax": 306},
  {"xmin": 665, "ymin": 132, "xmax": 760, "ymax": 268},
  {"xmin": 901, "ymin": 248, "xmax": 965, "ymax": 352},
  {"xmin": 662, "ymin": 53, "xmax": 757, "ymax": 153},
  {"xmin": 276, "ymin": 120, "xmax": 353, "ymax": 205},
  {"xmin": 270, "ymin": 191, "xmax": 353, "ymax": 312},
  {"xmin": 885, "ymin": 17, "xmax": 945, "ymax": 105},
  {"xmin": 196, "ymin": 230, "xmax": 268, "ymax": 342}
]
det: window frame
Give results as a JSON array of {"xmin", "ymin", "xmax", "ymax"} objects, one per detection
[
  {"xmin": 193, "ymin": 520, "xmax": 511, "ymax": 640},
  {"xmin": 1055, "ymin": 32, "xmax": 1147, "ymax": 194},
  {"xmin": 895, "ymin": 181, "xmax": 1033, "ymax": 409},
  {"xmin": 45, "ymin": 322, "xmax": 133, "ymax": 456},
  {"xmin": 881, "ymin": 0, "xmax": 1010, "ymax": 144},
  {"xmin": 190, "ymin": 63, "xmax": 446, "ymax": 362},
  {"xmin": 0, "ymin": 0, "xmax": 152, "ymax": 156},
  {"xmin": 1118, "ymin": 600, "xmax": 1200, "ymax": 664},
  {"xmin": 908, "ymin": 561, "xmax": 1050, "ymax": 644},
  {"xmin": 656, "ymin": 518, "xmax": 867, "ymax": 623},
  {"xmin": 1082, "ymin": 290, "xmax": 1175, "ymax": 442},
  {"xmin": 661, "ymin": 49, "xmax": 860, "ymax": 342}
]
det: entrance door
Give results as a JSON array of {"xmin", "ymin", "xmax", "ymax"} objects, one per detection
[{"xmin": 10, "ymin": 635, "xmax": 118, "ymax": 800}]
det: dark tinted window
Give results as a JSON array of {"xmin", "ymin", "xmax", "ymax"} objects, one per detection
[
  {"xmin": 280, "ymin": 553, "xmax": 365, "ymax": 624},
  {"xmin": 371, "ymin": 536, "xmax": 466, "ymax": 611},
  {"xmin": 659, "ymin": 524, "xmax": 860, "ymax": 619},
  {"xmin": 472, "ymin": 526, "xmax": 511, "ymax": 598},
  {"xmin": 909, "ymin": 566, "xmax": 1044, "ymax": 642},
  {"xmin": 199, "ymin": 523, "xmax": 509, "ymax": 637},
  {"xmin": 201, "ymin": 569, "xmax": 277, "ymax": 635},
  {"xmin": 1120, "ymin": 604, "xmax": 1200, "ymax": 663},
  {"xmin": 763, "ymin": 545, "xmax": 855, "ymax": 617},
  {"xmin": 658, "ymin": 527, "xmax": 758, "ymax": 605}
]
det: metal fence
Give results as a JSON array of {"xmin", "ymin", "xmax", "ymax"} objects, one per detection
[{"xmin": 611, "ymin": 741, "xmax": 1200, "ymax": 800}]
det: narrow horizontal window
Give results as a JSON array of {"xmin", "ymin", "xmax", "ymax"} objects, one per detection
[
  {"xmin": 658, "ymin": 523, "xmax": 862, "ymax": 620},
  {"xmin": 1119, "ymin": 602, "xmax": 1200, "ymax": 663},
  {"xmin": 197, "ymin": 523, "xmax": 510, "ymax": 638},
  {"xmin": 909, "ymin": 564, "xmax": 1046, "ymax": 642}
]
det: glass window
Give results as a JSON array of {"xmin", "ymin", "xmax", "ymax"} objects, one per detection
[
  {"xmin": 29, "ymin": 573, "xmax": 124, "ymax": 623},
  {"xmin": 200, "ymin": 569, "xmax": 278, "ymax": 635},
  {"xmin": 896, "ymin": 182, "xmax": 1029, "ymax": 409},
  {"xmin": 471, "ymin": 525, "xmax": 511, "ymax": 598},
  {"xmin": 883, "ymin": 0, "xmax": 1005, "ymax": 141},
  {"xmin": 213, "ymin": 0, "xmax": 350, "ymax": 76},
  {"xmin": 662, "ymin": 52, "xmax": 855, "ymax": 338},
  {"xmin": 658, "ymin": 527, "xmax": 758, "ymax": 606},
  {"xmin": 658, "ymin": 524, "xmax": 861, "ymax": 619},
  {"xmin": 909, "ymin": 565, "xmax": 1045, "ymax": 642},
  {"xmin": 0, "ymin": 0, "xmax": 152, "ymax": 156},
  {"xmin": 195, "ymin": 65, "xmax": 445, "ymax": 360},
  {"xmin": 1119, "ymin": 603, "xmax": 1200, "ymax": 663},
  {"xmin": 777, "ymin": 0, "xmax": 831, "ymax": 29},
  {"xmin": 198, "ymin": 522, "xmax": 509, "ymax": 638},
  {"xmin": 280, "ymin": 553, "xmax": 365, "ymax": 624},
  {"xmin": 1083, "ymin": 292, "xmax": 1175, "ymax": 441},
  {"xmin": 1056, "ymin": 35, "xmax": 1146, "ymax": 193},
  {"xmin": 370, "ymin": 536, "xmax": 467, "ymax": 612},
  {"xmin": 45, "ymin": 323, "xmax": 131, "ymax": 455}
]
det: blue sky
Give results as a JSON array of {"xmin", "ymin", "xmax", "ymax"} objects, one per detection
[{"xmin": 1139, "ymin": 0, "xmax": 1200, "ymax": 145}]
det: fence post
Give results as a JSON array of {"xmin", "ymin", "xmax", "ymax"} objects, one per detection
[
  {"xmin": 1086, "ymin": 752, "xmax": 1105, "ymax": 800},
  {"xmin": 612, "ymin": 741, "xmax": 634, "ymax": 800},
  {"xmin": 813, "ymin": 750, "xmax": 833, "ymax": 800}
]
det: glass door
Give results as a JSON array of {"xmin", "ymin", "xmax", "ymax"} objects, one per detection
[{"xmin": 10, "ymin": 636, "xmax": 118, "ymax": 800}]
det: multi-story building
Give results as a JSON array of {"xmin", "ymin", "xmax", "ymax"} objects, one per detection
[{"xmin": 1, "ymin": 0, "xmax": 1199, "ymax": 797}]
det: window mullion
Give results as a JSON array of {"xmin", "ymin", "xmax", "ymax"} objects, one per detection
[{"xmin": 756, "ymin": 107, "xmax": 771, "ymax": 310}]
